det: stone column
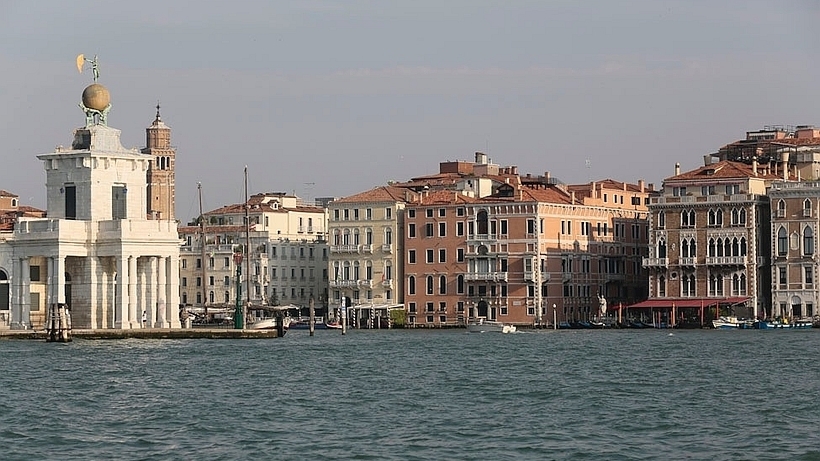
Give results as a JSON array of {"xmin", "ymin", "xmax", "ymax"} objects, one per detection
[
  {"xmin": 20, "ymin": 258, "xmax": 30, "ymax": 329},
  {"xmin": 10, "ymin": 258, "xmax": 21, "ymax": 328},
  {"xmin": 56, "ymin": 255, "xmax": 66, "ymax": 305},
  {"xmin": 145, "ymin": 257, "xmax": 156, "ymax": 328},
  {"xmin": 167, "ymin": 255, "xmax": 181, "ymax": 328},
  {"xmin": 128, "ymin": 256, "xmax": 138, "ymax": 329},
  {"xmin": 115, "ymin": 256, "xmax": 128, "ymax": 328},
  {"xmin": 156, "ymin": 256, "xmax": 167, "ymax": 328},
  {"xmin": 88, "ymin": 256, "xmax": 100, "ymax": 329}
]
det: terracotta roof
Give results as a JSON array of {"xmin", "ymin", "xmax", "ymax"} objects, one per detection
[
  {"xmin": 666, "ymin": 160, "xmax": 788, "ymax": 181},
  {"xmin": 413, "ymin": 190, "xmax": 482, "ymax": 206},
  {"xmin": 517, "ymin": 187, "xmax": 575, "ymax": 205},
  {"xmin": 0, "ymin": 190, "xmax": 18, "ymax": 197},
  {"xmin": 333, "ymin": 185, "xmax": 416, "ymax": 204},
  {"xmin": 567, "ymin": 179, "xmax": 648, "ymax": 194},
  {"xmin": 179, "ymin": 224, "xmax": 254, "ymax": 234}
]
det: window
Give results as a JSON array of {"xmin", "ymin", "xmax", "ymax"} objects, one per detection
[
  {"xmin": 777, "ymin": 227, "xmax": 788, "ymax": 256},
  {"xmin": 804, "ymin": 199, "xmax": 813, "ymax": 217},
  {"xmin": 426, "ymin": 208, "xmax": 434, "ymax": 218},
  {"xmin": 701, "ymin": 185, "xmax": 715, "ymax": 195},
  {"xmin": 477, "ymin": 210, "xmax": 488, "ymax": 234},
  {"xmin": 425, "ymin": 223, "xmax": 434, "ymax": 237},
  {"xmin": 457, "ymin": 207, "xmax": 465, "ymax": 217},
  {"xmin": 439, "ymin": 275, "xmax": 447, "ymax": 295},
  {"xmin": 673, "ymin": 187, "xmax": 687, "ymax": 196},
  {"xmin": 681, "ymin": 209, "xmax": 695, "ymax": 228},
  {"xmin": 409, "ymin": 302, "xmax": 416, "ymax": 313},
  {"xmin": 457, "ymin": 248, "xmax": 465, "ymax": 262},
  {"xmin": 726, "ymin": 184, "xmax": 740, "ymax": 195},
  {"xmin": 657, "ymin": 212, "xmax": 666, "ymax": 229},
  {"xmin": 779, "ymin": 267, "xmax": 786, "ymax": 285},
  {"xmin": 408, "ymin": 223, "xmax": 416, "ymax": 238},
  {"xmin": 457, "ymin": 275, "xmax": 465, "ymax": 294},
  {"xmin": 439, "ymin": 222, "xmax": 446, "ymax": 237},
  {"xmin": 426, "ymin": 249, "xmax": 434, "ymax": 263},
  {"xmin": 529, "ymin": 219, "xmax": 537, "ymax": 235},
  {"xmin": 366, "ymin": 208, "xmax": 372, "ymax": 220},
  {"xmin": 806, "ymin": 267, "xmax": 813, "ymax": 287},
  {"xmin": 385, "ymin": 208, "xmax": 392, "ymax": 219},
  {"xmin": 426, "ymin": 276, "xmax": 434, "ymax": 295},
  {"xmin": 804, "ymin": 226, "xmax": 814, "ymax": 256},
  {"xmin": 439, "ymin": 208, "xmax": 446, "ymax": 217},
  {"xmin": 456, "ymin": 221, "xmax": 464, "ymax": 236},
  {"xmin": 408, "ymin": 209, "xmax": 415, "ymax": 218},
  {"xmin": 439, "ymin": 248, "xmax": 446, "ymax": 263},
  {"xmin": 708, "ymin": 209, "xmax": 723, "ymax": 227},
  {"xmin": 658, "ymin": 275, "xmax": 666, "ymax": 297},
  {"xmin": 682, "ymin": 274, "xmax": 696, "ymax": 297},
  {"xmin": 408, "ymin": 276, "xmax": 416, "ymax": 295},
  {"xmin": 500, "ymin": 220, "xmax": 508, "ymax": 235},
  {"xmin": 408, "ymin": 250, "xmax": 416, "ymax": 264}
]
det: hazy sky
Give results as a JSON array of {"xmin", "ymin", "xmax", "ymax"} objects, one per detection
[{"xmin": 3, "ymin": 0, "xmax": 820, "ymax": 221}]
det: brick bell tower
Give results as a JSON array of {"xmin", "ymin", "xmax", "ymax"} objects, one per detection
[{"xmin": 143, "ymin": 104, "xmax": 176, "ymax": 220}]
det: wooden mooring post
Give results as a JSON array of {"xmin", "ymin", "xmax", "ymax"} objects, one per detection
[{"xmin": 46, "ymin": 303, "xmax": 72, "ymax": 342}]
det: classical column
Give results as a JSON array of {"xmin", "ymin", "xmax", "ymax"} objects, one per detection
[
  {"xmin": 56, "ymin": 255, "xmax": 66, "ymax": 305},
  {"xmin": 156, "ymin": 256, "xmax": 168, "ymax": 328},
  {"xmin": 145, "ymin": 257, "xmax": 156, "ymax": 328},
  {"xmin": 20, "ymin": 258, "xmax": 31, "ymax": 329},
  {"xmin": 128, "ymin": 256, "xmax": 138, "ymax": 329},
  {"xmin": 10, "ymin": 258, "xmax": 21, "ymax": 328},
  {"xmin": 167, "ymin": 255, "xmax": 181, "ymax": 328},
  {"xmin": 88, "ymin": 256, "xmax": 100, "ymax": 329},
  {"xmin": 115, "ymin": 255, "xmax": 128, "ymax": 328}
]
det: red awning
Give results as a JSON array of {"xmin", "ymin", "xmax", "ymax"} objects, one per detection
[{"xmin": 624, "ymin": 297, "xmax": 749, "ymax": 309}]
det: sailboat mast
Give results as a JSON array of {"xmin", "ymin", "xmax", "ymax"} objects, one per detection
[
  {"xmin": 198, "ymin": 182, "xmax": 208, "ymax": 316},
  {"xmin": 244, "ymin": 166, "xmax": 252, "ymax": 311}
]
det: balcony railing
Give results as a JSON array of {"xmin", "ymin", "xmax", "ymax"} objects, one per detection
[
  {"xmin": 330, "ymin": 244, "xmax": 361, "ymax": 253},
  {"xmin": 382, "ymin": 279, "xmax": 394, "ymax": 288},
  {"xmin": 381, "ymin": 244, "xmax": 393, "ymax": 253},
  {"xmin": 706, "ymin": 256, "xmax": 746, "ymax": 266},
  {"xmin": 467, "ymin": 233, "xmax": 498, "ymax": 242},
  {"xmin": 329, "ymin": 280, "xmax": 358, "ymax": 288},
  {"xmin": 642, "ymin": 257, "xmax": 669, "ymax": 268},
  {"xmin": 679, "ymin": 257, "xmax": 697, "ymax": 266},
  {"xmin": 464, "ymin": 272, "xmax": 508, "ymax": 282},
  {"xmin": 361, "ymin": 244, "xmax": 373, "ymax": 253}
]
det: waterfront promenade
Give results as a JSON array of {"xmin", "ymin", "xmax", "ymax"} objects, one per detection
[{"xmin": 0, "ymin": 328, "xmax": 281, "ymax": 340}]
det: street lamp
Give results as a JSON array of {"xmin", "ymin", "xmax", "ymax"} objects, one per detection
[{"xmin": 553, "ymin": 303, "xmax": 557, "ymax": 330}]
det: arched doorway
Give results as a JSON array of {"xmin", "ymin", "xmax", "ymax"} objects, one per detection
[
  {"xmin": 0, "ymin": 270, "xmax": 9, "ymax": 311},
  {"xmin": 477, "ymin": 300, "xmax": 489, "ymax": 318},
  {"xmin": 791, "ymin": 295, "xmax": 802, "ymax": 318}
]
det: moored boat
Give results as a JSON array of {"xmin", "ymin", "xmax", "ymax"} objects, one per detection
[
  {"xmin": 466, "ymin": 318, "xmax": 516, "ymax": 333},
  {"xmin": 712, "ymin": 316, "xmax": 754, "ymax": 329},
  {"xmin": 753, "ymin": 319, "xmax": 813, "ymax": 330}
]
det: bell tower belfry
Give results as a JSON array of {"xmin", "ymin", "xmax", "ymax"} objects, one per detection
[{"xmin": 143, "ymin": 104, "xmax": 175, "ymax": 220}]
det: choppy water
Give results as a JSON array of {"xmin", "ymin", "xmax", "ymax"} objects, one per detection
[{"xmin": 1, "ymin": 328, "xmax": 819, "ymax": 460}]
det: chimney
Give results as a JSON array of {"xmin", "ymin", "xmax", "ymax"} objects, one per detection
[
  {"xmin": 752, "ymin": 158, "xmax": 758, "ymax": 176},
  {"xmin": 571, "ymin": 191, "xmax": 576, "ymax": 203},
  {"xmin": 782, "ymin": 150, "xmax": 790, "ymax": 181},
  {"xmin": 648, "ymin": 183, "xmax": 654, "ymax": 190},
  {"xmin": 545, "ymin": 171, "xmax": 551, "ymax": 182},
  {"xmin": 703, "ymin": 154, "xmax": 712, "ymax": 166},
  {"xmin": 638, "ymin": 179, "xmax": 645, "ymax": 192},
  {"xmin": 675, "ymin": 162, "xmax": 681, "ymax": 176}
]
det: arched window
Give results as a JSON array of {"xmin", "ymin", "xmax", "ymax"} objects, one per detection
[
  {"xmin": 658, "ymin": 275, "xmax": 666, "ymax": 297},
  {"xmin": 732, "ymin": 238, "xmax": 739, "ymax": 257},
  {"xmin": 408, "ymin": 276, "xmax": 416, "ymax": 295},
  {"xmin": 739, "ymin": 208, "xmax": 746, "ymax": 224},
  {"xmin": 209, "ymin": 291, "xmax": 214, "ymax": 303},
  {"xmin": 805, "ymin": 199, "xmax": 813, "ymax": 216},
  {"xmin": 365, "ymin": 228, "xmax": 373, "ymax": 245},
  {"xmin": 426, "ymin": 275, "xmax": 434, "ymax": 295},
  {"xmin": 439, "ymin": 275, "xmax": 447, "ymax": 295},
  {"xmin": 0, "ymin": 269, "xmax": 9, "ymax": 310},
  {"xmin": 224, "ymin": 291, "xmax": 230, "ymax": 303},
  {"xmin": 708, "ymin": 238, "xmax": 716, "ymax": 257},
  {"xmin": 353, "ymin": 229, "xmax": 360, "ymax": 245},
  {"xmin": 682, "ymin": 274, "xmax": 695, "ymax": 297},
  {"xmin": 804, "ymin": 226, "xmax": 814, "ymax": 256},
  {"xmin": 477, "ymin": 210, "xmax": 489, "ymax": 235},
  {"xmin": 342, "ymin": 229, "xmax": 351, "ymax": 245},
  {"xmin": 740, "ymin": 237, "xmax": 747, "ymax": 256},
  {"xmin": 716, "ymin": 238, "xmax": 724, "ymax": 257},
  {"xmin": 723, "ymin": 238, "xmax": 731, "ymax": 257},
  {"xmin": 657, "ymin": 211, "xmax": 666, "ymax": 229},
  {"xmin": 384, "ymin": 228, "xmax": 393, "ymax": 245},
  {"xmin": 343, "ymin": 261, "xmax": 351, "ymax": 280},
  {"xmin": 778, "ymin": 227, "xmax": 788, "ymax": 255},
  {"xmin": 333, "ymin": 229, "xmax": 341, "ymax": 245},
  {"xmin": 657, "ymin": 238, "xmax": 667, "ymax": 258},
  {"xmin": 353, "ymin": 261, "xmax": 360, "ymax": 280},
  {"xmin": 681, "ymin": 239, "xmax": 690, "ymax": 257},
  {"xmin": 690, "ymin": 239, "xmax": 697, "ymax": 257},
  {"xmin": 457, "ymin": 274, "xmax": 465, "ymax": 294}
]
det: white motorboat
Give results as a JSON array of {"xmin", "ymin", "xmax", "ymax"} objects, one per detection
[{"xmin": 466, "ymin": 318, "xmax": 516, "ymax": 333}]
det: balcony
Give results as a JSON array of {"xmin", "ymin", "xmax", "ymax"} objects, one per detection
[
  {"xmin": 382, "ymin": 279, "xmax": 394, "ymax": 289},
  {"xmin": 358, "ymin": 279, "xmax": 373, "ymax": 288},
  {"xmin": 467, "ymin": 233, "xmax": 498, "ymax": 243},
  {"xmin": 381, "ymin": 244, "xmax": 393, "ymax": 253},
  {"xmin": 706, "ymin": 256, "xmax": 746, "ymax": 266},
  {"xmin": 329, "ymin": 280, "xmax": 359, "ymax": 288},
  {"xmin": 804, "ymin": 209, "xmax": 813, "ymax": 217},
  {"xmin": 361, "ymin": 244, "xmax": 373, "ymax": 253},
  {"xmin": 776, "ymin": 209, "xmax": 786, "ymax": 218},
  {"xmin": 464, "ymin": 272, "xmax": 508, "ymax": 282},
  {"xmin": 330, "ymin": 244, "xmax": 361, "ymax": 253},
  {"xmin": 642, "ymin": 257, "xmax": 669, "ymax": 268},
  {"xmin": 679, "ymin": 257, "xmax": 697, "ymax": 266}
]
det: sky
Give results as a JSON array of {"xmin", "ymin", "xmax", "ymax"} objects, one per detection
[{"xmin": 2, "ymin": 0, "xmax": 820, "ymax": 222}]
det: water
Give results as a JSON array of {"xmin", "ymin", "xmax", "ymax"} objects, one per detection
[{"xmin": 1, "ymin": 329, "xmax": 819, "ymax": 460}]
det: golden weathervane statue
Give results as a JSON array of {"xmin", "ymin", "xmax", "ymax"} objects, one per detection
[{"xmin": 76, "ymin": 54, "xmax": 111, "ymax": 127}]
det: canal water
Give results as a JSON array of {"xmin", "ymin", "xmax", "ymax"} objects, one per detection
[{"xmin": 1, "ymin": 328, "xmax": 818, "ymax": 460}]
